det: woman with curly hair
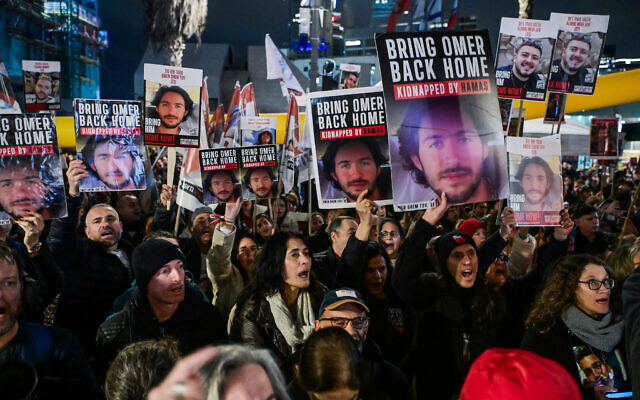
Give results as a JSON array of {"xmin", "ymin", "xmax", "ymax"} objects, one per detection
[{"xmin": 521, "ymin": 254, "xmax": 630, "ymax": 400}]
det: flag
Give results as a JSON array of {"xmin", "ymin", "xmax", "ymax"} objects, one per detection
[
  {"xmin": 447, "ymin": 0, "xmax": 458, "ymax": 29},
  {"xmin": 386, "ymin": 0, "xmax": 410, "ymax": 32},
  {"xmin": 280, "ymin": 95, "xmax": 300, "ymax": 193},
  {"xmin": 0, "ymin": 54, "xmax": 21, "ymax": 114},
  {"xmin": 427, "ymin": 0, "xmax": 442, "ymax": 23},
  {"xmin": 201, "ymin": 78, "xmax": 212, "ymax": 140},
  {"xmin": 219, "ymin": 81, "xmax": 241, "ymax": 148},
  {"xmin": 265, "ymin": 34, "xmax": 305, "ymax": 102},
  {"xmin": 240, "ymin": 82, "xmax": 259, "ymax": 145},
  {"xmin": 208, "ymin": 104, "xmax": 225, "ymax": 148},
  {"xmin": 176, "ymin": 104, "xmax": 208, "ymax": 212}
]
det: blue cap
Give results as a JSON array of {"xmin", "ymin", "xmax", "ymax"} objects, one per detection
[{"xmin": 318, "ymin": 288, "xmax": 369, "ymax": 317}]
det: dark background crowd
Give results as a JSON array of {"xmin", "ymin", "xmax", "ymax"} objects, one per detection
[{"xmin": 2, "ymin": 151, "xmax": 640, "ymax": 400}]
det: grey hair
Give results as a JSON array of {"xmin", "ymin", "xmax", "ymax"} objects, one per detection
[{"xmin": 200, "ymin": 345, "xmax": 291, "ymax": 400}]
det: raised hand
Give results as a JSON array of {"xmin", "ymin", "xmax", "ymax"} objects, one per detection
[
  {"xmin": 553, "ymin": 207, "xmax": 574, "ymax": 241},
  {"xmin": 499, "ymin": 207, "xmax": 517, "ymax": 240},
  {"xmin": 224, "ymin": 198, "xmax": 242, "ymax": 222},
  {"xmin": 66, "ymin": 159, "xmax": 89, "ymax": 196},
  {"xmin": 15, "ymin": 212, "xmax": 44, "ymax": 251},
  {"xmin": 422, "ymin": 192, "xmax": 448, "ymax": 226},
  {"xmin": 160, "ymin": 184, "xmax": 177, "ymax": 209}
]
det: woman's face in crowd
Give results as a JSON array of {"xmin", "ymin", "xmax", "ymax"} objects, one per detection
[
  {"xmin": 471, "ymin": 228, "xmax": 487, "ymax": 247},
  {"xmin": 237, "ymin": 237, "xmax": 258, "ymax": 272},
  {"xmin": 276, "ymin": 199, "xmax": 287, "ymax": 219},
  {"xmin": 307, "ymin": 387, "xmax": 359, "ymax": 400},
  {"xmin": 379, "ymin": 221, "xmax": 402, "ymax": 258},
  {"xmin": 575, "ymin": 263, "xmax": 611, "ymax": 317},
  {"xmin": 311, "ymin": 214, "xmax": 324, "ymax": 233},
  {"xmin": 281, "ymin": 238, "xmax": 311, "ymax": 289},
  {"xmin": 364, "ymin": 255, "xmax": 388, "ymax": 298},
  {"xmin": 221, "ymin": 363, "xmax": 275, "ymax": 400},
  {"xmin": 256, "ymin": 216, "xmax": 273, "ymax": 240}
]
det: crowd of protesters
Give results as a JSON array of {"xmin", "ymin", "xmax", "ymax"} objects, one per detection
[{"xmin": 3, "ymin": 151, "xmax": 640, "ymax": 400}]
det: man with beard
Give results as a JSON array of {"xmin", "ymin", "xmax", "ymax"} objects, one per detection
[
  {"xmin": 46, "ymin": 159, "xmax": 133, "ymax": 358},
  {"xmin": 0, "ymin": 241, "xmax": 99, "ymax": 398},
  {"xmin": 322, "ymin": 138, "xmax": 390, "ymax": 202},
  {"xmin": 550, "ymin": 33, "xmax": 593, "ymax": 91},
  {"xmin": 397, "ymin": 96, "xmax": 507, "ymax": 206},
  {"xmin": 33, "ymin": 74, "xmax": 55, "ymax": 104},
  {"xmin": 244, "ymin": 167, "xmax": 277, "ymax": 199},
  {"xmin": 80, "ymin": 135, "xmax": 145, "ymax": 190},
  {"xmin": 204, "ymin": 170, "xmax": 239, "ymax": 203},
  {"xmin": 151, "ymin": 86, "xmax": 193, "ymax": 135},
  {"xmin": 497, "ymin": 39, "xmax": 546, "ymax": 94},
  {"xmin": 515, "ymin": 156, "xmax": 561, "ymax": 212},
  {"xmin": 95, "ymin": 238, "xmax": 227, "ymax": 381}
]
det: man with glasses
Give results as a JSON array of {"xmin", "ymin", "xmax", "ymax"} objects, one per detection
[{"xmin": 312, "ymin": 288, "xmax": 411, "ymax": 399}]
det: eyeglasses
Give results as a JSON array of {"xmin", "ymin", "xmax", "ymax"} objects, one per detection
[
  {"xmin": 577, "ymin": 279, "xmax": 615, "ymax": 290},
  {"xmin": 379, "ymin": 230, "xmax": 400, "ymax": 238},
  {"xmin": 319, "ymin": 316, "xmax": 370, "ymax": 330}
]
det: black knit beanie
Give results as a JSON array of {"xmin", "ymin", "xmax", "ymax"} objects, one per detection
[
  {"xmin": 436, "ymin": 231, "xmax": 478, "ymax": 272},
  {"xmin": 133, "ymin": 238, "xmax": 185, "ymax": 294}
]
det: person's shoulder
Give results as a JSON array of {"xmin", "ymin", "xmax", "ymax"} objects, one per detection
[
  {"xmin": 496, "ymin": 64, "xmax": 512, "ymax": 71},
  {"xmin": 96, "ymin": 307, "xmax": 130, "ymax": 342}
]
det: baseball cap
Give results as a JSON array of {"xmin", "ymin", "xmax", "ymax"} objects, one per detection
[{"xmin": 318, "ymin": 288, "xmax": 370, "ymax": 317}]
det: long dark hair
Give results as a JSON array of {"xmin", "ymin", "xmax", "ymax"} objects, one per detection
[
  {"xmin": 361, "ymin": 242, "xmax": 393, "ymax": 298},
  {"xmin": 230, "ymin": 231, "xmax": 258, "ymax": 283}
]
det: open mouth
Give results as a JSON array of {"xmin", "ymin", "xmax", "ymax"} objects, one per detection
[
  {"xmin": 596, "ymin": 297, "xmax": 609, "ymax": 305},
  {"xmin": 100, "ymin": 230, "xmax": 115, "ymax": 239},
  {"xmin": 461, "ymin": 269, "xmax": 474, "ymax": 279},
  {"xmin": 298, "ymin": 270, "xmax": 310, "ymax": 280},
  {"xmin": 0, "ymin": 306, "xmax": 6, "ymax": 315}
]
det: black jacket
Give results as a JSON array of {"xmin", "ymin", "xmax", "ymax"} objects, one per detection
[
  {"xmin": 47, "ymin": 194, "xmax": 133, "ymax": 356},
  {"xmin": 308, "ymin": 225, "xmax": 331, "ymax": 255},
  {"xmin": 313, "ymin": 235, "xmax": 367, "ymax": 290},
  {"xmin": 0, "ymin": 322, "xmax": 99, "ymax": 399},
  {"xmin": 623, "ymin": 267, "xmax": 640, "ymax": 400},
  {"xmin": 95, "ymin": 285, "xmax": 227, "ymax": 379}
]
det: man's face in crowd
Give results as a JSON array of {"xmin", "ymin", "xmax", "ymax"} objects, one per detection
[
  {"xmin": 0, "ymin": 166, "xmax": 47, "ymax": 219},
  {"xmin": 85, "ymin": 205, "xmax": 123, "ymax": 249},
  {"xmin": 579, "ymin": 354, "xmax": 607, "ymax": 384},
  {"xmin": 147, "ymin": 259, "xmax": 185, "ymax": 306},
  {"xmin": 473, "ymin": 203, "xmax": 488, "ymax": 217},
  {"xmin": 35, "ymin": 78, "xmax": 52, "ymax": 102},
  {"xmin": 248, "ymin": 169, "xmax": 274, "ymax": 198},
  {"xmin": 315, "ymin": 302, "xmax": 368, "ymax": 350},
  {"xmin": 344, "ymin": 73, "xmax": 358, "ymax": 89},
  {"xmin": 512, "ymin": 45, "xmax": 541, "ymax": 80},
  {"xmin": 156, "ymin": 91, "xmax": 188, "ymax": 132},
  {"xmin": 0, "ymin": 259, "xmax": 20, "ymax": 337},
  {"xmin": 191, "ymin": 213, "xmax": 213, "ymax": 248},
  {"xmin": 410, "ymin": 111, "xmax": 488, "ymax": 204},
  {"xmin": 91, "ymin": 142, "xmax": 136, "ymax": 190},
  {"xmin": 331, "ymin": 218, "xmax": 358, "ymax": 256},
  {"xmin": 379, "ymin": 221, "xmax": 402, "ymax": 258},
  {"xmin": 575, "ymin": 212, "xmax": 600, "ymax": 238},
  {"xmin": 561, "ymin": 39, "xmax": 590, "ymax": 74},
  {"xmin": 117, "ymin": 194, "xmax": 142, "ymax": 224},
  {"xmin": 365, "ymin": 255, "xmax": 388, "ymax": 298},
  {"xmin": 521, "ymin": 163, "xmax": 551, "ymax": 206},
  {"xmin": 209, "ymin": 172, "xmax": 236, "ymax": 202},
  {"xmin": 256, "ymin": 216, "xmax": 273, "ymax": 240},
  {"xmin": 446, "ymin": 243, "xmax": 478, "ymax": 288},
  {"xmin": 330, "ymin": 142, "xmax": 380, "ymax": 201}
]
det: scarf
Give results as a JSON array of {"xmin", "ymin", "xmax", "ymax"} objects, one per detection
[
  {"xmin": 266, "ymin": 290, "xmax": 315, "ymax": 354},
  {"xmin": 561, "ymin": 304, "xmax": 624, "ymax": 352}
]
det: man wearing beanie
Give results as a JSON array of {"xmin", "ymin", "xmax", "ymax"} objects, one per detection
[{"xmin": 95, "ymin": 239, "xmax": 227, "ymax": 381}]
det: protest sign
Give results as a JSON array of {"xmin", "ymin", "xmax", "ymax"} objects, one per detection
[
  {"xmin": 495, "ymin": 18, "xmax": 556, "ymax": 101},
  {"xmin": 338, "ymin": 64, "xmax": 362, "ymax": 89},
  {"xmin": 22, "ymin": 60, "xmax": 61, "ymax": 111},
  {"xmin": 548, "ymin": 13, "xmax": 609, "ymax": 95},
  {"xmin": 74, "ymin": 99, "xmax": 146, "ymax": 192},
  {"xmin": 143, "ymin": 63, "xmax": 202, "ymax": 147},
  {"xmin": 0, "ymin": 114, "xmax": 67, "ymax": 223},
  {"xmin": 543, "ymin": 92, "xmax": 567, "ymax": 124},
  {"xmin": 590, "ymin": 118, "xmax": 619, "ymax": 159},
  {"xmin": 307, "ymin": 87, "xmax": 393, "ymax": 209},
  {"xmin": 240, "ymin": 145, "xmax": 279, "ymax": 200},
  {"xmin": 241, "ymin": 116, "xmax": 277, "ymax": 146},
  {"xmin": 375, "ymin": 30, "xmax": 509, "ymax": 210},
  {"xmin": 199, "ymin": 148, "xmax": 241, "ymax": 204},
  {"xmin": 507, "ymin": 135, "xmax": 563, "ymax": 226}
]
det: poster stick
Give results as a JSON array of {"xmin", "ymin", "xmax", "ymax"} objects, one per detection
[
  {"xmin": 152, "ymin": 146, "xmax": 166, "ymax": 169},
  {"xmin": 376, "ymin": 204, "xmax": 381, "ymax": 238},
  {"xmin": 308, "ymin": 177, "xmax": 313, "ymax": 236},
  {"xmin": 173, "ymin": 206, "xmax": 181, "ymax": 237},
  {"xmin": 618, "ymin": 179, "xmax": 640, "ymax": 248},
  {"xmin": 516, "ymin": 100, "xmax": 524, "ymax": 137},
  {"xmin": 252, "ymin": 200, "xmax": 257, "ymax": 234},
  {"xmin": 166, "ymin": 147, "xmax": 176, "ymax": 208}
]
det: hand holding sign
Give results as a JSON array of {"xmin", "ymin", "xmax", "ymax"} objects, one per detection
[{"xmin": 422, "ymin": 192, "xmax": 448, "ymax": 227}]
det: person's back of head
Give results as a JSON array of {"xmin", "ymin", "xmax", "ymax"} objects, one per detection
[
  {"xmin": 105, "ymin": 338, "xmax": 180, "ymax": 400},
  {"xmin": 460, "ymin": 348, "xmax": 580, "ymax": 400},
  {"xmin": 296, "ymin": 327, "xmax": 370, "ymax": 399}
]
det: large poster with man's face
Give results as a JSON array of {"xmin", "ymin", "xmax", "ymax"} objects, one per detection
[
  {"xmin": 548, "ymin": 13, "xmax": 609, "ymax": 95},
  {"xmin": 239, "ymin": 145, "xmax": 279, "ymax": 201},
  {"xmin": 307, "ymin": 87, "xmax": 393, "ymax": 209},
  {"xmin": 143, "ymin": 63, "xmax": 202, "ymax": 147},
  {"xmin": 0, "ymin": 114, "xmax": 67, "ymax": 223},
  {"xmin": 199, "ymin": 148, "xmax": 241, "ymax": 205},
  {"xmin": 375, "ymin": 30, "xmax": 509, "ymax": 211},
  {"xmin": 572, "ymin": 346, "xmax": 632, "ymax": 397},
  {"xmin": 495, "ymin": 18, "xmax": 556, "ymax": 102},
  {"xmin": 590, "ymin": 117, "xmax": 619, "ymax": 159},
  {"xmin": 22, "ymin": 60, "xmax": 61, "ymax": 111},
  {"xmin": 74, "ymin": 99, "xmax": 147, "ymax": 192},
  {"xmin": 507, "ymin": 135, "xmax": 562, "ymax": 226}
]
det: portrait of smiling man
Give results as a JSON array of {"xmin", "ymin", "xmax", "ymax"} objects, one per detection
[
  {"xmin": 550, "ymin": 33, "xmax": 594, "ymax": 89},
  {"xmin": 496, "ymin": 39, "xmax": 546, "ymax": 93}
]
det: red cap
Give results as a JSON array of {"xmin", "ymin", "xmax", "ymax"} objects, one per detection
[
  {"xmin": 458, "ymin": 219, "xmax": 485, "ymax": 238},
  {"xmin": 460, "ymin": 348, "xmax": 581, "ymax": 400}
]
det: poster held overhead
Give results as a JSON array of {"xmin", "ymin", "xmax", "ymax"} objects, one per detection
[
  {"xmin": 338, "ymin": 64, "xmax": 361, "ymax": 89},
  {"xmin": 143, "ymin": 63, "xmax": 202, "ymax": 147},
  {"xmin": 548, "ymin": 13, "xmax": 609, "ymax": 95},
  {"xmin": 74, "ymin": 99, "xmax": 147, "ymax": 192},
  {"xmin": 22, "ymin": 60, "xmax": 61, "ymax": 111},
  {"xmin": 241, "ymin": 117, "xmax": 276, "ymax": 146},
  {"xmin": 307, "ymin": 87, "xmax": 393, "ymax": 209},
  {"xmin": 590, "ymin": 118, "xmax": 619, "ymax": 159},
  {"xmin": 200, "ymin": 148, "xmax": 241, "ymax": 204},
  {"xmin": 0, "ymin": 113, "xmax": 67, "ymax": 223},
  {"xmin": 543, "ymin": 92, "xmax": 567, "ymax": 124},
  {"xmin": 495, "ymin": 18, "xmax": 556, "ymax": 102},
  {"xmin": 375, "ymin": 30, "xmax": 509, "ymax": 211},
  {"xmin": 507, "ymin": 135, "xmax": 563, "ymax": 226},
  {"xmin": 240, "ymin": 145, "xmax": 279, "ymax": 201}
]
